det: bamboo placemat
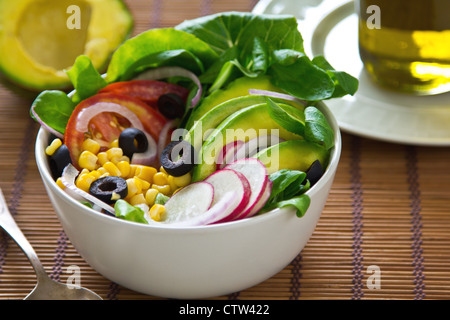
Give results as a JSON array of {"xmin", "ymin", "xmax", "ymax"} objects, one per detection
[{"xmin": 1, "ymin": 0, "xmax": 450, "ymax": 300}]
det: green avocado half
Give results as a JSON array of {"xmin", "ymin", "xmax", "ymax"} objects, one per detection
[
  {"xmin": 0, "ymin": 0, "xmax": 133, "ymax": 91},
  {"xmin": 255, "ymin": 140, "xmax": 330, "ymax": 175}
]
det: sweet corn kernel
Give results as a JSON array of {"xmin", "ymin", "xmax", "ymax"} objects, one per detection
[
  {"xmin": 135, "ymin": 166, "xmax": 157, "ymax": 183},
  {"xmin": 149, "ymin": 204, "xmax": 165, "ymax": 222},
  {"xmin": 173, "ymin": 172, "xmax": 191, "ymax": 188},
  {"xmin": 145, "ymin": 188, "xmax": 159, "ymax": 206},
  {"xmin": 96, "ymin": 167, "xmax": 107, "ymax": 175},
  {"xmin": 126, "ymin": 178, "xmax": 140, "ymax": 197},
  {"xmin": 159, "ymin": 166, "xmax": 167, "ymax": 175},
  {"xmin": 75, "ymin": 173, "xmax": 97, "ymax": 192},
  {"xmin": 97, "ymin": 152, "xmax": 108, "ymax": 166},
  {"xmin": 82, "ymin": 138, "xmax": 100, "ymax": 154},
  {"xmin": 167, "ymin": 175, "xmax": 177, "ymax": 192},
  {"xmin": 116, "ymin": 161, "xmax": 131, "ymax": 177},
  {"xmin": 135, "ymin": 176, "xmax": 151, "ymax": 191},
  {"xmin": 78, "ymin": 151, "xmax": 98, "ymax": 171},
  {"xmin": 128, "ymin": 164, "xmax": 139, "ymax": 179},
  {"xmin": 88, "ymin": 170, "xmax": 101, "ymax": 179},
  {"xmin": 56, "ymin": 177, "xmax": 65, "ymax": 190},
  {"xmin": 111, "ymin": 155, "xmax": 130, "ymax": 165},
  {"xmin": 153, "ymin": 172, "xmax": 168, "ymax": 186},
  {"xmin": 45, "ymin": 138, "xmax": 62, "ymax": 156},
  {"xmin": 106, "ymin": 147, "xmax": 123, "ymax": 160},
  {"xmin": 129, "ymin": 193, "xmax": 147, "ymax": 206},
  {"xmin": 103, "ymin": 161, "xmax": 122, "ymax": 176},
  {"xmin": 151, "ymin": 184, "xmax": 171, "ymax": 195},
  {"xmin": 109, "ymin": 139, "xmax": 119, "ymax": 148}
]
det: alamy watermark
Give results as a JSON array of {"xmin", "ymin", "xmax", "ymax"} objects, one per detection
[
  {"xmin": 66, "ymin": 5, "xmax": 81, "ymax": 30},
  {"xmin": 366, "ymin": 5, "xmax": 381, "ymax": 29}
]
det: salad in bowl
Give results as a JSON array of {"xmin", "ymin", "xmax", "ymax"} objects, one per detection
[{"xmin": 32, "ymin": 12, "xmax": 356, "ymax": 298}]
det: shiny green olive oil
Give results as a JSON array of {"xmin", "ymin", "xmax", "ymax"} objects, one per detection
[{"xmin": 358, "ymin": 0, "xmax": 450, "ymax": 94}]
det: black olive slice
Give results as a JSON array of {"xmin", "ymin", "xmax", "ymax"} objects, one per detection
[
  {"xmin": 89, "ymin": 176, "xmax": 128, "ymax": 204},
  {"xmin": 160, "ymin": 140, "xmax": 195, "ymax": 177},
  {"xmin": 305, "ymin": 160, "xmax": 324, "ymax": 186},
  {"xmin": 49, "ymin": 144, "xmax": 72, "ymax": 180},
  {"xmin": 157, "ymin": 93, "xmax": 185, "ymax": 119},
  {"xmin": 118, "ymin": 127, "xmax": 149, "ymax": 159}
]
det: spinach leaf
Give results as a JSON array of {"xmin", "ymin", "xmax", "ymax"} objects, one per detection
[
  {"xmin": 105, "ymin": 28, "xmax": 219, "ymax": 83},
  {"xmin": 66, "ymin": 55, "xmax": 107, "ymax": 104},
  {"xmin": 269, "ymin": 54, "xmax": 335, "ymax": 101},
  {"xmin": 265, "ymin": 195, "xmax": 311, "ymax": 218},
  {"xmin": 262, "ymin": 169, "xmax": 311, "ymax": 217},
  {"xmin": 176, "ymin": 12, "xmax": 303, "ymax": 86},
  {"xmin": 312, "ymin": 56, "xmax": 359, "ymax": 98},
  {"xmin": 304, "ymin": 106, "xmax": 335, "ymax": 150},
  {"xmin": 114, "ymin": 200, "xmax": 149, "ymax": 224},
  {"xmin": 265, "ymin": 98, "xmax": 305, "ymax": 136},
  {"xmin": 30, "ymin": 90, "xmax": 75, "ymax": 134}
]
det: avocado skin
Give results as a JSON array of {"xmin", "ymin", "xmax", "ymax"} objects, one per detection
[
  {"xmin": 185, "ymin": 75, "xmax": 282, "ymax": 129},
  {"xmin": 191, "ymin": 103, "xmax": 304, "ymax": 182},
  {"xmin": 255, "ymin": 140, "xmax": 330, "ymax": 175}
]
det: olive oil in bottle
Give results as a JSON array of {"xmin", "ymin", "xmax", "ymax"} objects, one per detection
[{"xmin": 357, "ymin": 0, "xmax": 450, "ymax": 94}]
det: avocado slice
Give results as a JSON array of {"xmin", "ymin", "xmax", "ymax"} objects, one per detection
[
  {"xmin": 184, "ymin": 95, "xmax": 305, "ymax": 153},
  {"xmin": 254, "ymin": 140, "xmax": 330, "ymax": 175},
  {"xmin": 0, "ymin": 0, "xmax": 133, "ymax": 91},
  {"xmin": 185, "ymin": 75, "xmax": 283, "ymax": 129},
  {"xmin": 191, "ymin": 103, "xmax": 304, "ymax": 181}
]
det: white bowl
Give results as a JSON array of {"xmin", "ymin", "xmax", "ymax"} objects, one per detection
[{"xmin": 35, "ymin": 100, "xmax": 341, "ymax": 299}]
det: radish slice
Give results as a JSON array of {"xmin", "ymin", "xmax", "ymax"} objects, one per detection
[
  {"xmin": 165, "ymin": 191, "xmax": 239, "ymax": 227},
  {"xmin": 248, "ymin": 89, "xmax": 307, "ymax": 106},
  {"xmin": 134, "ymin": 66, "xmax": 202, "ymax": 108},
  {"xmin": 130, "ymin": 131, "xmax": 158, "ymax": 166},
  {"xmin": 216, "ymin": 140, "xmax": 244, "ymax": 170},
  {"xmin": 60, "ymin": 164, "xmax": 115, "ymax": 215},
  {"xmin": 205, "ymin": 169, "xmax": 251, "ymax": 222},
  {"xmin": 241, "ymin": 180, "xmax": 272, "ymax": 219},
  {"xmin": 75, "ymin": 102, "xmax": 144, "ymax": 133},
  {"xmin": 234, "ymin": 135, "xmax": 284, "ymax": 161},
  {"xmin": 162, "ymin": 182, "xmax": 214, "ymax": 224},
  {"xmin": 224, "ymin": 158, "xmax": 269, "ymax": 220}
]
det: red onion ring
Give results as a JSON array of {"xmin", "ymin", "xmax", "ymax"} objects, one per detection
[
  {"xmin": 134, "ymin": 66, "xmax": 202, "ymax": 108},
  {"xmin": 75, "ymin": 102, "xmax": 144, "ymax": 133},
  {"xmin": 60, "ymin": 164, "xmax": 116, "ymax": 215},
  {"xmin": 248, "ymin": 89, "xmax": 307, "ymax": 106},
  {"xmin": 157, "ymin": 119, "xmax": 180, "ymax": 159}
]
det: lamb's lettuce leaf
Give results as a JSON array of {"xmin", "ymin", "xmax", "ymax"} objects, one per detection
[
  {"xmin": 114, "ymin": 200, "xmax": 149, "ymax": 224},
  {"xmin": 262, "ymin": 169, "xmax": 311, "ymax": 217}
]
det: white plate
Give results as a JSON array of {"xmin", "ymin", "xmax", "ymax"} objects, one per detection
[{"xmin": 253, "ymin": 0, "xmax": 450, "ymax": 146}]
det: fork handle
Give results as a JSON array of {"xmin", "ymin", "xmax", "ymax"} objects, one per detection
[{"xmin": 0, "ymin": 190, "xmax": 49, "ymax": 282}]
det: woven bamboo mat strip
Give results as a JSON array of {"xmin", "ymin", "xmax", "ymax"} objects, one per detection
[{"xmin": 1, "ymin": 0, "xmax": 450, "ymax": 300}]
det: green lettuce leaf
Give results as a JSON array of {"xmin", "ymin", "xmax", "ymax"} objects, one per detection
[
  {"xmin": 114, "ymin": 200, "xmax": 148, "ymax": 224},
  {"xmin": 66, "ymin": 55, "xmax": 107, "ymax": 104},
  {"xmin": 105, "ymin": 28, "xmax": 219, "ymax": 82},
  {"xmin": 30, "ymin": 90, "xmax": 75, "ymax": 134}
]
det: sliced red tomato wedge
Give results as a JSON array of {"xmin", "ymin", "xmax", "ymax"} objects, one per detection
[
  {"xmin": 64, "ymin": 92, "xmax": 167, "ymax": 169},
  {"xmin": 98, "ymin": 80, "xmax": 190, "ymax": 108}
]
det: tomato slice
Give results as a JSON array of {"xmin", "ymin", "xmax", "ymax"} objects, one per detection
[
  {"xmin": 64, "ymin": 92, "xmax": 167, "ymax": 169},
  {"xmin": 98, "ymin": 80, "xmax": 190, "ymax": 108}
]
